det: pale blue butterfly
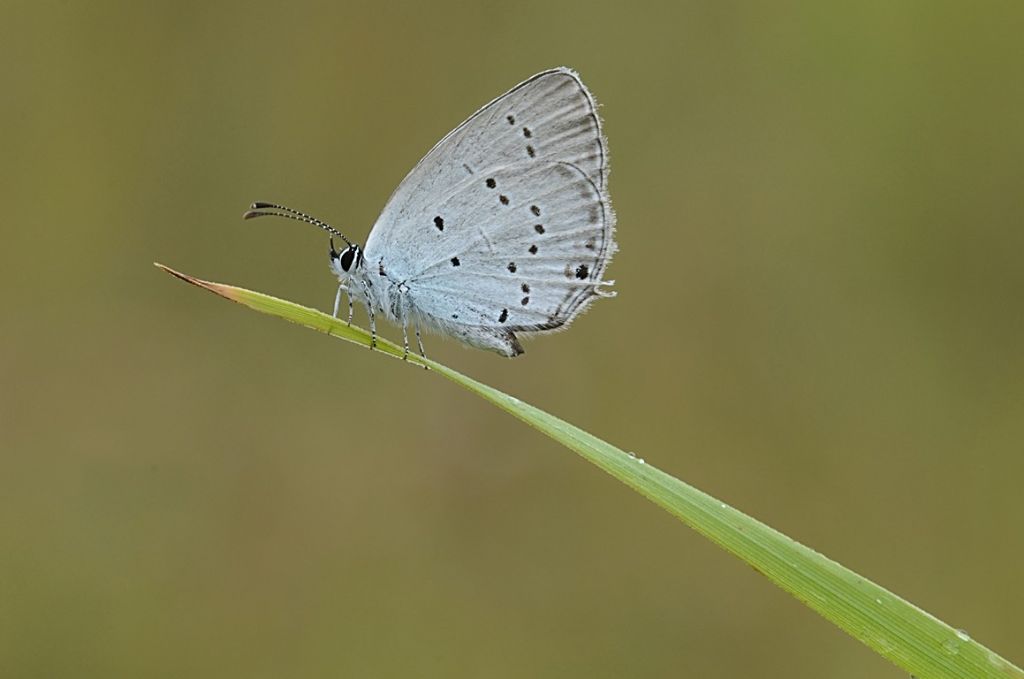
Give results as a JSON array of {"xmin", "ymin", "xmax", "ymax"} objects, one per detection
[{"xmin": 245, "ymin": 67, "xmax": 616, "ymax": 358}]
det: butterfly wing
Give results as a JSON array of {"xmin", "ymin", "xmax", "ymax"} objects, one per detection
[{"xmin": 363, "ymin": 68, "xmax": 615, "ymax": 356}]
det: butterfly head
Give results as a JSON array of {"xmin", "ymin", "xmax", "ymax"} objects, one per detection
[{"xmin": 329, "ymin": 237, "xmax": 363, "ymax": 281}]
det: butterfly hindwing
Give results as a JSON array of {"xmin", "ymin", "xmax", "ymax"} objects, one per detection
[{"xmin": 406, "ymin": 160, "xmax": 613, "ymax": 349}]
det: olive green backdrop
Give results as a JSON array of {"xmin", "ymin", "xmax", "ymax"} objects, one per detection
[{"xmin": 2, "ymin": 1, "xmax": 1021, "ymax": 677}]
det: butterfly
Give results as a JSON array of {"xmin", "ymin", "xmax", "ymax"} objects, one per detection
[{"xmin": 245, "ymin": 67, "xmax": 616, "ymax": 358}]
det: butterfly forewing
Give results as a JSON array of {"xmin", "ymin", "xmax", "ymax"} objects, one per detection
[{"xmin": 366, "ymin": 68, "xmax": 609, "ymax": 265}]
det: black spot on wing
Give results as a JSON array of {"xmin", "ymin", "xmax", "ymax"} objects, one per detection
[
  {"xmin": 575, "ymin": 264, "xmax": 589, "ymax": 280},
  {"xmin": 433, "ymin": 216, "xmax": 444, "ymax": 231},
  {"xmin": 450, "ymin": 257, "xmax": 460, "ymax": 267},
  {"xmin": 498, "ymin": 308, "xmax": 508, "ymax": 323}
]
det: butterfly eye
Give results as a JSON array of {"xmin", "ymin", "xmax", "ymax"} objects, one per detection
[{"xmin": 339, "ymin": 246, "xmax": 357, "ymax": 272}]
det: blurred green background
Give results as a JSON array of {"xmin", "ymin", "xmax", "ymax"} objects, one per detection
[{"xmin": 2, "ymin": 1, "xmax": 1022, "ymax": 677}]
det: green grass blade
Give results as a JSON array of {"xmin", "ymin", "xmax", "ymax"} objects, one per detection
[{"xmin": 157, "ymin": 262, "xmax": 1021, "ymax": 679}]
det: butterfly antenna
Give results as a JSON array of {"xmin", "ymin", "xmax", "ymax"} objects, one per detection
[{"xmin": 242, "ymin": 201, "xmax": 353, "ymax": 247}]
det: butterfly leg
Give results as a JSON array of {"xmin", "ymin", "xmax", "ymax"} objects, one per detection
[
  {"xmin": 332, "ymin": 284, "xmax": 345, "ymax": 318},
  {"xmin": 367, "ymin": 308, "xmax": 377, "ymax": 349},
  {"xmin": 368, "ymin": 307, "xmax": 377, "ymax": 350},
  {"xmin": 415, "ymin": 324, "xmax": 427, "ymax": 358},
  {"xmin": 415, "ymin": 323, "xmax": 428, "ymax": 369},
  {"xmin": 401, "ymin": 323, "xmax": 410, "ymax": 361},
  {"xmin": 346, "ymin": 291, "xmax": 354, "ymax": 326},
  {"xmin": 357, "ymin": 279, "xmax": 376, "ymax": 350}
]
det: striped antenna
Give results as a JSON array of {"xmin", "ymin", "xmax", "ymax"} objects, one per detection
[{"xmin": 242, "ymin": 202, "xmax": 353, "ymax": 247}]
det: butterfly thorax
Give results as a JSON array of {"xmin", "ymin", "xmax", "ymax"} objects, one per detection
[{"xmin": 331, "ymin": 242, "xmax": 415, "ymax": 324}]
